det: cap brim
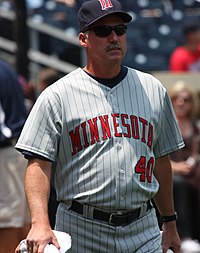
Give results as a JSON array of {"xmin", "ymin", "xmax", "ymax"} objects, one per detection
[{"xmin": 82, "ymin": 11, "xmax": 132, "ymax": 32}]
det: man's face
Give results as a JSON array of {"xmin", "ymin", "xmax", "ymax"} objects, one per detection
[
  {"xmin": 81, "ymin": 14, "xmax": 127, "ymax": 66},
  {"xmin": 187, "ymin": 29, "xmax": 200, "ymax": 44}
]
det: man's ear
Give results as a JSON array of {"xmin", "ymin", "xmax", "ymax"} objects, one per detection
[{"xmin": 79, "ymin": 33, "xmax": 88, "ymax": 48}]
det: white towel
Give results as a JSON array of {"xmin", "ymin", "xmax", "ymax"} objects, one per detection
[{"xmin": 19, "ymin": 230, "xmax": 71, "ymax": 253}]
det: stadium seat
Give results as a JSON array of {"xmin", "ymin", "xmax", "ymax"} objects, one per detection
[
  {"xmin": 124, "ymin": 0, "xmax": 165, "ymax": 13},
  {"xmin": 123, "ymin": 52, "xmax": 168, "ymax": 72}
]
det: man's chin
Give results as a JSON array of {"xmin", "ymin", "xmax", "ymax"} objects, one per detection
[{"xmin": 107, "ymin": 51, "xmax": 124, "ymax": 61}]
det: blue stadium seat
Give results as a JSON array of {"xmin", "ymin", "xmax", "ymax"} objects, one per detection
[
  {"xmin": 182, "ymin": 15, "xmax": 200, "ymax": 25},
  {"xmin": 124, "ymin": 0, "xmax": 165, "ymax": 13},
  {"xmin": 123, "ymin": 52, "xmax": 168, "ymax": 72},
  {"xmin": 172, "ymin": 0, "xmax": 200, "ymax": 10},
  {"xmin": 126, "ymin": 27, "xmax": 144, "ymax": 48},
  {"xmin": 144, "ymin": 20, "xmax": 184, "ymax": 45}
]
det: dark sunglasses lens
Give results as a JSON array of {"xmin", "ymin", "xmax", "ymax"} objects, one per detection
[
  {"xmin": 115, "ymin": 25, "xmax": 127, "ymax": 35},
  {"xmin": 93, "ymin": 25, "xmax": 127, "ymax": 37},
  {"xmin": 94, "ymin": 26, "xmax": 112, "ymax": 37}
]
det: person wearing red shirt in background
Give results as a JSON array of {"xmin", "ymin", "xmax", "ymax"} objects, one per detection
[{"xmin": 169, "ymin": 22, "xmax": 200, "ymax": 72}]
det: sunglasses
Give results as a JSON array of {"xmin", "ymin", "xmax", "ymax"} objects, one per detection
[{"xmin": 86, "ymin": 24, "xmax": 127, "ymax": 37}]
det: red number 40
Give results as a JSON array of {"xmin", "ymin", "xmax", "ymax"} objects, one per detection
[{"xmin": 135, "ymin": 156, "xmax": 154, "ymax": 183}]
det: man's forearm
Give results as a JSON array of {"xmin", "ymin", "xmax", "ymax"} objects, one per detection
[
  {"xmin": 153, "ymin": 155, "xmax": 175, "ymax": 216},
  {"xmin": 25, "ymin": 158, "xmax": 52, "ymax": 225},
  {"xmin": 153, "ymin": 155, "xmax": 181, "ymax": 252}
]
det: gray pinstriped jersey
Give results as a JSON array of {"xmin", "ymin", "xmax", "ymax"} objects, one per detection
[{"xmin": 16, "ymin": 67, "xmax": 184, "ymax": 211}]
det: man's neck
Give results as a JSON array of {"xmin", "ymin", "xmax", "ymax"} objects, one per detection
[
  {"xmin": 82, "ymin": 65, "xmax": 128, "ymax": 88},
  {"xmin": 83, "ymin": 63, "xmax": 121, "ymax": 79}
]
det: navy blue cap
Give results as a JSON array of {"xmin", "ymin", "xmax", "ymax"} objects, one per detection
[{"xmin": 78, "ymin": 0, "xmax": 132, "ymax": 32}]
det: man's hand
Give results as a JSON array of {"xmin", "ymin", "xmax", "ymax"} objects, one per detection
[
  {"xmin": 161, "ymin": 221, "xmax": 181, "ymax": 253},
  {"xmin": 15, "ymin": 224, "xmax": 60, "ymax": 253}
]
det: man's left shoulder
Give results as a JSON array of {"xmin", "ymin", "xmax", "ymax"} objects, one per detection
[{"xmin": 127, "ymin": 67, "xmax": 165, "ymax": 89}]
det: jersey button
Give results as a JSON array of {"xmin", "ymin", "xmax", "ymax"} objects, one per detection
[
  {"xmin": 117, "ymin": 143, "xmax": 122, "ymax": 149},
  {"xmin": 113, "ymin": 106, "xmax": 118, "ymax": 112}
]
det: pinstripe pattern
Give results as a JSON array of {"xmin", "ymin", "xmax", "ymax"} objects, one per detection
[
  {"xmin": 55, "ymin": 203, "xmax": 162, "ymax": 253},
  {"xmin": 16, "ymin": 67, "xmax": 184, "ymax": 210},
  {"xmin": 16, "ymin": 67, "xmax": 184, "ymax": 251}
]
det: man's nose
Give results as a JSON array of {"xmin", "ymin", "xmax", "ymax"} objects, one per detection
[{"xmin": 108, "ymin": 30, "xmax": 119, "ymax": 41}]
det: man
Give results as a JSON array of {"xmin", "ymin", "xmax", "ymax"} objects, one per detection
[
  {"xmin": 15, "ymin": 0, "xmax": 184, "ymax": 252},
  {"xmin": 169, "ymin": 22, "xmax": 200, "ymax": 72},
  {"xmin": 0, "ymin": 60, "xmax": 30, "ymax": 253}
]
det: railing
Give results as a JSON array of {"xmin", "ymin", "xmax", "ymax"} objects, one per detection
[{"xmin": 0, "ymin": 7, "xmax": 85, "ymax": 75}]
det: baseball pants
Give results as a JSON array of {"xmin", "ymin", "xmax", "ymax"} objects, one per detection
[{"xmin": 55, "ymin": 202, "xmax": 162, "ymax": 253}]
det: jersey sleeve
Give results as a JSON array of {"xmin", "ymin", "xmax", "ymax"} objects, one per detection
[
  {"xmin": 15, "ymin": 87, "xmax": 62, "ymax": 162},
  {"xmin": 153, "ymin": 90, "xmax": 185, "ymax": 158}
]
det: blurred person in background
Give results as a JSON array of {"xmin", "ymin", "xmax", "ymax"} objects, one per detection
[
  {"xmin": 0, "ymin": 60, "xmax": 30, "ymax": 253},
  {"xmin": 20, "ymin": 67, "xmax": 62, "ymax": 111},
  {"xmin": 36, "ymin": 67, "xmax": 62, "ymax": 94},
  {"xmin": 169, "ymin": 81, "xmax": 200, "ymax": 247},
  {"xmin": 169, "ymin": 22, "xmax": 200, "ymax": 72}
]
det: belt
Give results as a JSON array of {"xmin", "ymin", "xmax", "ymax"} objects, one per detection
[{"xmin": 69, "ymin": 200, "xmax": 152, "ymax": 226}]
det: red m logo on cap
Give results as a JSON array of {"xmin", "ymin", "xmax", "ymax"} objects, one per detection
[{"xmin": 98, "ymin": 0, "xmax": 113, "ymax": 10}]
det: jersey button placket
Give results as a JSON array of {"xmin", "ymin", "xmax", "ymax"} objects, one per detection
[
  {"xmin": 120, "ymin": 169, "xmax": 125, "ymax": 174},
  {"xmin": 116, "ymin": 139, "xmax": 126, "ymax": 208},
  {"xmin": 108, "ymin": 91, "xmax": 118, "ymax": 112},
  {"xmin": 109, "ymin": 91, "xmax": 126, "ymax": 208},
  {"xmin": 117, "ymin": 142, "xmax": 123, "ymax": 150},
  {"xmin": 113, "ymin": 106, "xmax": 118, "ymax": 112},
  {"xmin": 108, "ymin": 91, "xmax": 114, "ymax": 103}
]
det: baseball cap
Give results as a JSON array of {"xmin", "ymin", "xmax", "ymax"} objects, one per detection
[{"xmin": 78, "ymin": 0, "xmax": 132, "ymax": 32}]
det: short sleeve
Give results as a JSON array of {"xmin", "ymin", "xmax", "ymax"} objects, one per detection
[{"xmin": 15, "ymin": 88, "xmax": 62, "ymax": 161}]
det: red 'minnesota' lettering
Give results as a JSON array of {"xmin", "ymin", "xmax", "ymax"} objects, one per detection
[
  {"xmin": 88, "ymin": 118, "xmax": 100, "ymax": 144},
  {"xmin": 99, "ymin": 115, "xmax": 111, "ymax": 140},
  {"xmin": 69, "ymin": 125, "xmax": 83, "ymax": 155}
]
